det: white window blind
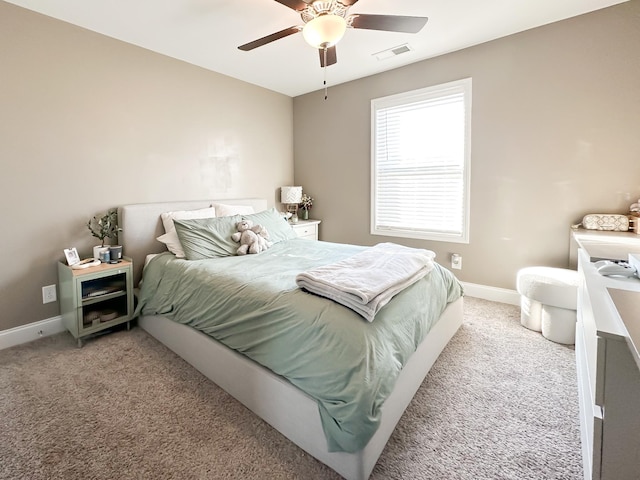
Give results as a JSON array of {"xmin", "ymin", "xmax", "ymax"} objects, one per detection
[{"xmin": 371, "ymin": 78, "xmax": 471, "ymax": 243}]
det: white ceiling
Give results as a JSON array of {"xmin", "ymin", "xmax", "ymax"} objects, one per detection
[{"xmin": 6, "ymin": 0, "xmax": 628, "ymax": 97}]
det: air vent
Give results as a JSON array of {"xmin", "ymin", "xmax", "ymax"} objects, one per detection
[{"xmin": 373, "ymin": 43, "xmax": 413, "ymax": 61}]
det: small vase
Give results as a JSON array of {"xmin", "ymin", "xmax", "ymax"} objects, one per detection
[{"xmin": 301, "ymin": 209, "xmax": 309, "ymax": 220}]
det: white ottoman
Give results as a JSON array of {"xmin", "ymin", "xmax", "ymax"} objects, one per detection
[{"xmin": 516, "ymin": 266, "xmax": 579, "ymax": 344}]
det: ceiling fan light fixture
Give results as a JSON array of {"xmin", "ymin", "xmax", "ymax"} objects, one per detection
[{"xmin": 302, "ymin": 14, "xmax": 347, "ymax": 48}]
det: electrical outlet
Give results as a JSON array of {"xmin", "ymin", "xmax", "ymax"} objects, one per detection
[
  {"xmin": 42, "ymin": 284, "xmax": 57, "ymax": 304},
  {"xmin": 451, "ymin": 254, "xmax": 462, "ymax": 270}
]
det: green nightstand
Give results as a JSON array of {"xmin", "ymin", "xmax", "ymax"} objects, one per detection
[{"xmin": 57, "ymin": 258, "xmax": 134, "ymax": 347}]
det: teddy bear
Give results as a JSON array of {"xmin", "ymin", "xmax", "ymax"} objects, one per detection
[
  {"xmin": 231, "ymin": 220, "xmax": 271, "ymax": 255},
  {"xmin": 251, "ymin": 224, "xmax": 272, "ymax": 250}
]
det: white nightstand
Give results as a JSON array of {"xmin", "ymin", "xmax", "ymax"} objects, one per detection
[{"xmin": 290, "ymin": 219, "xmax": 321, "ymax": 240}]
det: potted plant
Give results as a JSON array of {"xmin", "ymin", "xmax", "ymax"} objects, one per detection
[
  {"xmin": 300, "ymin": 193, "xmax": 313, "ymax": 220},
  {"xmin": 87, "ymin": 209, "xmax": 121, "ymax": 259}
]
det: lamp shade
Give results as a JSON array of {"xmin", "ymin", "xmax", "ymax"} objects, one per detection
[
  {"xmin": 281, "ymin": 186, "xmax": 303, "ymax": 204},
  {"xmin": 302, "ymin": 14, "xmax": 347, "ymax": 48}
]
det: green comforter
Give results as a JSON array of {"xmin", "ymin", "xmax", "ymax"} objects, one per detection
[{"xmin": 135, "ymin": 239, "xmax": 463, "ymax": 453}]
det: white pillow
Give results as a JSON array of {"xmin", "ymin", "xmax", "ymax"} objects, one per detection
[
  {"xmin": 156, "ymin": 231, "xmax": 185, "ymax": 257},
  {"xmin": 160, "ymin": 206, "xmax": 216, "ymax": 234},
  {"xmin": 212, "ymin": 202, "xmax": 255, "ymax": 217},
  {"xmin": 157, "ymin": 206, "xmax": 217, "ymax": 257}
]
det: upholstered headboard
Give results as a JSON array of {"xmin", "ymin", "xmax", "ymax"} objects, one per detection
[{"xmin": 118, "ymin": 198, "xmax": 268, "ymax": 286}]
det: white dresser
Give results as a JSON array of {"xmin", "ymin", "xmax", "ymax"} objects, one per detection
[
  {"xmin": 575, "ymin": 245, "xmax": 640, "ymax": 480},
  {"xmin": 570, "ymin": 228, "xmax": 640, "ymax": 268}
]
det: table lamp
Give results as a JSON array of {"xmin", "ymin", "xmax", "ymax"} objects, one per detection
[{"xmin": 281, "ymin": 186, "xmax": 303, "ymax": 223}]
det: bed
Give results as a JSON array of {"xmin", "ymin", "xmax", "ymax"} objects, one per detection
[{"xmin": 118, "ymin": 198, "xmax": 464, "ymax": 480}]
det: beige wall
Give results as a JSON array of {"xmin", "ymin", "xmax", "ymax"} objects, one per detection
[
  {"xmin": 293, "ymin": 1, "xmax": 640, "ymax": 290},
  {"xmin": 0, "ymin": 2, "xmax": 293, "ymax": 330},
  {"xmin": 2, "ymin": 1, "xmax": 639, "ymax": 333}
]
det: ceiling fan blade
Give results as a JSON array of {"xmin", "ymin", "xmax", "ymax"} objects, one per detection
[
  {"xmin": 319, "ymin": 46, "xmax": 337, "ymax": 67},
  {"xmin": 238, "ymin": 26, "xmax": 301, "ymax": 51},
  {"xmin": 349, "ymin": 14, "xmax": 428, "ymax": 34},
  {"xmin": 273, "ymin": 0, "xmax": 309, "ymax": 11}
]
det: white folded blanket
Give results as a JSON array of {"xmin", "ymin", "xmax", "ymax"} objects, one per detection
[{"xmin": 296, "ymin": 242, "xmax": 436, "ymax": 322}]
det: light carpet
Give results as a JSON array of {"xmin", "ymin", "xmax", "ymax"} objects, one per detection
[{"xmin": 0, "ymin": 297, "xmax": 582, "ymax": 479}]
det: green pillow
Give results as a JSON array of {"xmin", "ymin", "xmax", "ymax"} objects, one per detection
[
  {"xmin": 173, "ymin": 215, "xmax": 241, "ymax": 260},
  {"xmin": 242, "ymin": 207, "xmax": 297, "ymax": 244}
]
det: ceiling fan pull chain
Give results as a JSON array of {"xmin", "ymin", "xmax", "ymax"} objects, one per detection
[{"xmin": 323, "ymin": 47, "xmax": 328, "ymax": 100}]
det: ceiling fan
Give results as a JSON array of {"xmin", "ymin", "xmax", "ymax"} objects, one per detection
[{"xmin": 238, "ymin": 0, "xmax": 428, "ymax": 68}]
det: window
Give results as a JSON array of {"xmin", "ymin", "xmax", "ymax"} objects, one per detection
[{"xmin": 371, "ymin": 78, "xmax": 471, "ymax": 243}]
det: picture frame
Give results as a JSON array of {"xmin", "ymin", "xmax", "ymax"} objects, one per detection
[{"xmin": 64, "ymin": 247, "xmax": 80, "ymax": 266}]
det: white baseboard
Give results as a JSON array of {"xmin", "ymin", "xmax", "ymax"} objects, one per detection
[
  {"xmin": 0, "ymin": 283, "xmax": 519, "ymax": 351},
  {"xmin": 461, "ymin": 282, "xmax": 520, "ymax": 306},
  {"xmin": 0, "ymin": 316, "xmax": 65, "ymax": 351}
]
